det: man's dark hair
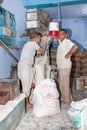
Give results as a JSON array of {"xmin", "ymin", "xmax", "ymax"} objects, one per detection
[
  {"xmin": 59, "ymin": 28, "xmax": 67, "ymax": 34},
  {"xmin": 27, "ymin": 29, "xmax": 42, "ymax": 39}
]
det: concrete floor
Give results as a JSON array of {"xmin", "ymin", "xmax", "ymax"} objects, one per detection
[
  {"xmin": 15, "ymin": 103, "xmax": 78, "ymax": 130},
  {"xmin": 15, "ymin": 77, "xmax": 87, "ymax": 130}
]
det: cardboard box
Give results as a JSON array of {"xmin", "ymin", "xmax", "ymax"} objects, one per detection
[
  {"xmin": 0, "ymin": 91, "xmax": 10, "ymax": 105},
  {"xmin": 0, "ymin": 79, "xmax": 20, "ymax": 100},
  {"xmin": 26, "ymin": 8, "xmax": 52, "ymax": 29},
  {"xmin": 75, "ymin": 76, "xmax": 87, "ymax": 90}
]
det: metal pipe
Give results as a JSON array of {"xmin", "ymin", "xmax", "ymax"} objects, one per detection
[
  {"xmin": 0, "ymin": 39, "xmax": 18, "ymax": 64},
  {"xmin": 58, "ymin": 0, "xmax": 61, "ymax": 22}
]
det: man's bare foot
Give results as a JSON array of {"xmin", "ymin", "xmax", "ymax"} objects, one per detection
[
  {"xmin": 31, "ymin": 82, "xmax": 35, "ymax": 89},
  {"xmin": 27, "ymin": 103, "xmax": 33, "ymax": 109},
  {"xmin": 26, "ymin": 103, "xmax": 33, "ymax": 112},
  {"xmin": 25, "ymin": 97, "xmax": 33, "ymax": 112}
]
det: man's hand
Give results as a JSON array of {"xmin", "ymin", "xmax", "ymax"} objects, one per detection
[
  {"xmin": 38, "ymin": 36, "xmax": 47, "ymax": 53},
  {"xmin": 65, "ymin": 45, "xmax": 78, "ymax": 59},
  {"xmin": 65, "ymin": 54, "xmax": 70, "ymax": 59},
  {"xmin": 41, "ymin": 36, "xmax": 48, "ymax": 44}
]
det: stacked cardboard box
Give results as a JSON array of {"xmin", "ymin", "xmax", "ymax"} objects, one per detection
[
  {"xmin": 71, "ymin": 50, "xmax": 82, "ymax": 77},
  {"xmin": 71, "ymin": 50, "xmax": 87, "ymax": 77},
  {"xmin": 81, "ymin": 51, "xmax": 87, "ymax": 76},
  {"xmin": 71, "ymin": 50, "xmax": 87, "ymax": 90},
  {"xmin": 26, "ymin": 8, "xmax": 52, "ymax": 33}
]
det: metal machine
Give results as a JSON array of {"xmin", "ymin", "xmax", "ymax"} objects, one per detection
[{"xmin": 34, "ymin": 36, "xmax": 58, "ymax": 85}]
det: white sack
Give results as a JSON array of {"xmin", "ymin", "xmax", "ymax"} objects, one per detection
[
  {"xmin": 34, "ymin": 53, "xmax": 48, "ymax": 85},
  {"xmin": 34, "ymin": 62, "xmax": 45, "ymax": 85},
  {"xmin": 33, "ymin": 79, "xmax": 60, "ymax": 117}
]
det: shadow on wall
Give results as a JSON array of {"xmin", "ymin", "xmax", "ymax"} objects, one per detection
[
  {"xmin": 0, "ymin": 0, "xmax": 4, "ymax": 3},
  {"xmin": 66, "ymin": 28, "xmax": 83, "ymax": 50}
]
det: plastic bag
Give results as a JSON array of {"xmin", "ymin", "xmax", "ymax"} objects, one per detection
[{"xmin": 68, "ymin": 98, "xmax": 87, "ymax": 129}]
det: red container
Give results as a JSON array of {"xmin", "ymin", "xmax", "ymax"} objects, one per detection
[{"xmin": 49, "ymin": 31, "xmax": 59, "ymax": 37}]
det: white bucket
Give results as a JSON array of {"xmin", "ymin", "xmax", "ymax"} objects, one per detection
[{"xmin": 49, "ymin": 21, "xmax": 59, "ymax": 37}]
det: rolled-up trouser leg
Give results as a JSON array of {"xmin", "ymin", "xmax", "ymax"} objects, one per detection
[{"xmin": 18, "ymin": 64, "xmax": 33, "ymax": 96}]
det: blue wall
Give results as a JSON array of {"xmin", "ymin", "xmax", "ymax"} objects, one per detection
[
  {"xmin": 0, "ymin": 0, "xmax": 26, "ymax": 78},
  {"xmin": 0, "ymin": 0, "xmax": 87, "ymax": 78},
  {"xmin": 62, "ymin": 17, "xmax": 87, "ymax": 49},
  {"xmin": 2, "ymin": 0, "xmax": 26, "ymax": 39}
]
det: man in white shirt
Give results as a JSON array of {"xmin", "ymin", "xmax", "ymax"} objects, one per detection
[
  {"xmin": 18, "ymin": 30, "xmax": 47, "ymax": 110},
  {"xmin": 56, "ymin": 28, "xmax": 78, "ymax": 103}
]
